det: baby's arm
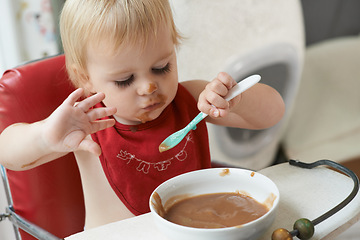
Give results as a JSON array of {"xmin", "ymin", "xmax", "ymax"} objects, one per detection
[
  {"xmin": 182, "ymin": 72, "xmax": 285, "ymax": 129},
  {"xmin": 0, "ymin": 88, "xmax": 116, "ymax": 171}
]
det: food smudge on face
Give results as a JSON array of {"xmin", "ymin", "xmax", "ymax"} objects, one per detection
[
  {"xmin": 148, "ymin": 83, "xmax": 157, "ymax": 93},
  {"xmin": 163, "ymin": 192, "xmax": 269, "ymax": 229},
  {"xmin": 136, "ymin": 94, "xmax": 167, "ymax": 123},
  {"xmin": 136, "ymin": 112, "xmax": 154, "ymax": 123},
  {"xmin": 219, "ymin": 168, "xmax": 230, "ymax": 177}
]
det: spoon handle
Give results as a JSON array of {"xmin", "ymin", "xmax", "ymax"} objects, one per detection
[
  {"xmin": 184, "ymin": 75, "xmax": 261, "ymax": 135},
  {"xmin": 225, "ymin": 74, "xmax": 261, "ymax": 101},
  {"xmin": 159, "ymin": 74, "xmax": 261, "ymax": 153}
]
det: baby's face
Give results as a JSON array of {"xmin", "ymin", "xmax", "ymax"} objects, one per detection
[{"xmin": 85, "ymin": 25, "xmax": 178, "ymax": 125}]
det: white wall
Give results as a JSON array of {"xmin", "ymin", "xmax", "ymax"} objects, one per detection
[
  {"xmin": 0, "ymin": 0, "xmax": 60, "ymax": 75},
  {"xmin": 0, "ymin": 0, "xmax": 23, "ymax": 75}
]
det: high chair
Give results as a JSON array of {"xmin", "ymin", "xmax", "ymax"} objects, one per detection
[
  {"xmin": 0, "ymin": 55, "xmax": 229, "ymax": 240},
  {"xmin": 0, "ymin": 55, "xmax": 85, "ymax": 240}
]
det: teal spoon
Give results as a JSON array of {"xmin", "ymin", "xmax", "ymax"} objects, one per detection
[{"xmin": 159, "ymin": 74, "xmax": 261, "ymax": 152}]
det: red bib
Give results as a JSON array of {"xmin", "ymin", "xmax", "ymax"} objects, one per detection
[{"xmin": 91, "ymin": 84, "xmax": 211, "ymax": 215}]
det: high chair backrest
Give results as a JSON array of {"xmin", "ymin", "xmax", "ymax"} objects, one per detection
[{"xmin": 0, "ymin": 55, "xmax": 85, "ymax": 239}]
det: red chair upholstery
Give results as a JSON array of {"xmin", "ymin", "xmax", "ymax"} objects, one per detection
[{"xmin": 0, "ymin": 55, "xmax": 85, "ymax": 239}]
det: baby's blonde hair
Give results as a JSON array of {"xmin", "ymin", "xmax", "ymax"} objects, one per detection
[{"xmin": 60, "ymin": 0, "xmax": 181, "ymax": 89}]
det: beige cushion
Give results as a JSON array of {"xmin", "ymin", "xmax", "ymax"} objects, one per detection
[{"xmin": 283, "ymin": 35, "xmax": 360, "ymax": 162}]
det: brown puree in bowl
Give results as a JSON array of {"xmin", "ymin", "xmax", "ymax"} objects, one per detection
[{"xmin": 163, "ymin": 192, "xmax": 269, "ymax": 229}]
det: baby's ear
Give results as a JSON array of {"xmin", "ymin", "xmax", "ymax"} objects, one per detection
[{"xmin": 71, "ymin": 65, "xmax": 94, "ymax": 95}]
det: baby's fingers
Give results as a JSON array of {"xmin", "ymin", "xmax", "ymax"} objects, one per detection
[
  {"xmin": 90, "ymin": 119, "xmax": 116, "ymax": 134},
  {"xmin": 63, "ymin": 88, "xmax": 85, "ymax": 106},
  {"xmin": 87, "ymin": 107, "xmax": 117, "ymax": 122},
  {"xmin": 217, "ymin": 72, "xmax": 236, "ymax": 89},
  {"xmin": 75, "ymin": 92, "xmax": 106, "ymax": 112}
]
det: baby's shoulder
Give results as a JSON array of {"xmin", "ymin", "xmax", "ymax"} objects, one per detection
[{"xmin": 179, "ymin": 80, "xmax": 207, "ymax": 100}]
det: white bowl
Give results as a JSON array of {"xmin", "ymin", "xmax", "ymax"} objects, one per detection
[{"xmin": 149, "ymin": 168, "xmax": 279, "ymax": 240}]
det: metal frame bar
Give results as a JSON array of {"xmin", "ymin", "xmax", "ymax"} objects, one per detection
[
  {"xmin": 1, "ymin": 165, "xmax": 62, "ymax": 240},
  {"xmin": 1, "ymin": 165, "xmax": 21, "ymax": 240}
]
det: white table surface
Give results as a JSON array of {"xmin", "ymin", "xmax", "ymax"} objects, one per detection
[{"xmin": 66, "ymin": 162, "xmax": 360, "ymax": 240}]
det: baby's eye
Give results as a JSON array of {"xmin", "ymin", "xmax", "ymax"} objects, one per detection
[
  {"xmin": 114, "ymin": 75, "xmax": 135, "ymax": 88},
  {"xmin": 152, "ymin": 63, "xmax": 171, "ymax": 75}
]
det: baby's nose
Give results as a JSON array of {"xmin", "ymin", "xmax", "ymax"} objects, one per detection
[{"xmin": 139, "ymin": 82, "xmax": 158, "ymax": 95}]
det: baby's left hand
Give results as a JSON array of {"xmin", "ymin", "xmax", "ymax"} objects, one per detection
[{"xmin": 198, "ymin": 72, "xmax": 241, "ymax": 118}]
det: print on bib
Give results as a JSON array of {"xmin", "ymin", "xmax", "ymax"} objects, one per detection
[{"xmin": 116, "ymin": 132, "xmax": 193, "ymax": 174}]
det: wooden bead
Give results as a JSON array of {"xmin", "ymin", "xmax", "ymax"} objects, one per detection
[
  {"xmin": 272, "ymin": 228, "xmax": 293, "ymax": 240},
  {"xmin": 293, "ymin": 218, "xmax": 314, "ymax": 240}
]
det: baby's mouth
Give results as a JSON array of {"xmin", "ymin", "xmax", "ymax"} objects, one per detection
[
  {"xmin": 137, "ymin": 102, "xmax": 166, "ymax": 123},
  {"xmin": 142, "ymin": 94, "xmax": 167, "ymax": 112},
  {"xmin": 143, "ymin": 102, "xmax": 162, "ymax": 111}
]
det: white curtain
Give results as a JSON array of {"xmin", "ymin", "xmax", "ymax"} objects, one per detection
[{"xmin": 0, "ymin": 0, "xmax": 63, "ymax": 74}]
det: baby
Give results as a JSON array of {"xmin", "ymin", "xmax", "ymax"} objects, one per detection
[{"xmin": 0, "ymin": 0, "xmax": 285, "ymax": 229}]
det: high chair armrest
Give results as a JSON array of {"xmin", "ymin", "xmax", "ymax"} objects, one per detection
[{"xmin": 5, "ymin": 206, "xmax": 63, "ymax": 240}]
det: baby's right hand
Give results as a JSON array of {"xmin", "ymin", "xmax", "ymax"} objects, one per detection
[{"xmin": 42, "ymin": 88, "xmax": 116, "ymax": 156}]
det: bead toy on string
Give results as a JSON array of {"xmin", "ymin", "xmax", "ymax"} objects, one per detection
[{"xmin": 271, "ymin": 160, "xmax": 359, "ymax": 240}]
